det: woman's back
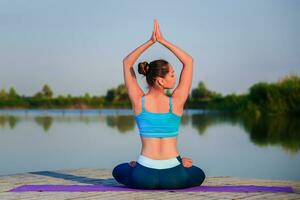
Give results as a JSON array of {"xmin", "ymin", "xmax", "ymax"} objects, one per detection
[
  {"xmin": 133, "ymin": 94, "xmax": 184, "ymax": 160},
  {"xmin": 133, "ymin": 94, "xmax": 183, "ymax": 117}
]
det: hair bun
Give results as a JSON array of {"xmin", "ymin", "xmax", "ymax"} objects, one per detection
[{"xmin": 138, "ymin": 61, "xmax": 150, "ymax": 76}]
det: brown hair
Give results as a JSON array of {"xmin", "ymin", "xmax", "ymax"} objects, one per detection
[{"xmin": 138, "ymin": 59, "xmax": 170, "ymax": 88}]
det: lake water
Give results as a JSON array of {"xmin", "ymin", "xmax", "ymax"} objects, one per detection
[{"xmin": 0, "ymin": 109, "xmax": 299, "ymax": 181}]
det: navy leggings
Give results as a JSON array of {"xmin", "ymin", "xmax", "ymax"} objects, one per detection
[{"xmin": 112, "ymin": 156, "xmax": 206, "ymax": 189}]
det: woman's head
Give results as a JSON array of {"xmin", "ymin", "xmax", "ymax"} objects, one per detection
[{"xmin": 138, "ymin": 59, "xmax": 176, "ymax": 89}]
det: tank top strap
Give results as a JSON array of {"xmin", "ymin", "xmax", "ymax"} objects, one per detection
[
  {"xmin": 141, "ymin": 96, "xmax": 145, "ymax": 112},
  {"xmin": 169, "ymin": 96, "xmax": 173, "ymax": 113}
]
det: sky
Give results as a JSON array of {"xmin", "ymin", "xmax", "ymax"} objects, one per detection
[{"xmin": 0, "ymin": 0, "xmax": 299, "ymax": 97}]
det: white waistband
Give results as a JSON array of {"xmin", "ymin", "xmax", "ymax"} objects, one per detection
[{"xmin": 137, "ymin": 155, "xmax": 180, "ymax": 169}]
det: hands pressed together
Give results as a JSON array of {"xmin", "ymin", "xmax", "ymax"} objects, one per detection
[
  {"xmin": 128, "ymin": 157, "xmax": 193, "ymax": 168},
  {"xmin": 181, "ymin": 157, "xmax": 193, "ymax": 168},
  {"xmin": 150, "ymin": 19, "xmax": 165, "ymax": 43}
]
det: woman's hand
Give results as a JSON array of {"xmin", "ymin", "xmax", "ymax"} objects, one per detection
[
  {"xmin": 154, "ymin": 19, "xmax": 165, "ymax": 43},
  {"xmin": 150, "ymin": 19, "xmax": 157, "ymax": 43},
  {"xmin": 182, "ymin": 157, "xmax": 193, "ymax": 168},
  {"xmin": 129, "ymin": 160, "xmax": 136, "ymax": 167}
]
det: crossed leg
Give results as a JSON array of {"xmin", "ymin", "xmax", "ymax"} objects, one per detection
[
  {"xmin": 112, "ymin": 162, "xmax": 133, "ymax": 186},
  {"xmin": 184, "ymin": 165, "xmax": 206, "ymax": 186}
]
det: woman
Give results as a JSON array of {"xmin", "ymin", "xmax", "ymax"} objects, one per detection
[{"xmin": 112, "ymin": 19, "xmax": 206, "ymax": 189}]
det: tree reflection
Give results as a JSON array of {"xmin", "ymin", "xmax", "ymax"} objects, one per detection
[
  {"xmin": 190, "ymin": 112, "xmax": 300, "ymax": 153},
  {"xmin": 0, "ymin": 115, "xmax": 19, "ymax": 129},
  {"xmin": 1, "ymin": 111, "xmax": 299, "ymax": 152},
  {"xmin": 35, "ymin": 116, "xmax": 53, "ymax": 132},
  {"xmin": 106, "ymin": 115, "xmax": 135, "ymax": 133},
  {"xmin": 242, "ymin": 114, "xmax": 300, "ymax": 153}
]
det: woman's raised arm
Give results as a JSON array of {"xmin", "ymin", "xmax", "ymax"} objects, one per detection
[
  {"xmin": 123, "ymin": 40, "xmax": 154, "ymax": 66},
  {"xmin": 155, "ymin": 20, "xmax": 193, "ymax": 104},
  {"xmin": 123, "ymin": 20, "xmax": 156, "ymax": 104}
]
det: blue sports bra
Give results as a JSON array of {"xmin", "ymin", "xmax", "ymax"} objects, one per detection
[{"xmin": 134, "ymin": 95, "xmax": 182, "ymax": 138}]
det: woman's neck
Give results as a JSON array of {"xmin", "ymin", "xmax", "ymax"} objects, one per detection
[{"xmin": 147, "ymin": 87, "xmax": 166, "ymax": 98}]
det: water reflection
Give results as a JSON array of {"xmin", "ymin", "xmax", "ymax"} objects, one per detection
[
  {"xmin": 191, "ymin": 112, "xmax": 245, "ymax": 135},
  {"xmin": 35, "ymin": 116, "xmax": 53, "ymax": 132},
  {"xmin": 191, "ymin": 113, "xmax": 300, "ymax": 153},
  {"xmin": 106, "ymin": 115, "xmax": 135, "ymax": 133},
  {"xmin": 0, "ymin": 109, "xmax": 299, "ymax": 153},
  {"xmin": 0, "ymin": 115, "xmax": 19, "ymax": 129},
  {"xmin": 242, "ymin": 114, "xmax": 300, "ymax": 153}
]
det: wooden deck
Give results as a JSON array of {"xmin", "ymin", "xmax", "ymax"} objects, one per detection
[{"xmin": 1, "ymin": 168, "xmax": 299, "ymax": 199}]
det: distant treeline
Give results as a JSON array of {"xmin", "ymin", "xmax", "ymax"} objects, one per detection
[
  {"xmin": 204, "ymin": 74, "xmax": 300, "ymax": 117},
  {"xmin": 0, "ymin": 84, "xmax": 131, "ymax": 109},
  {"xmin": 0, "ymin": 74, "xmax": 299, "ymax": 116}
]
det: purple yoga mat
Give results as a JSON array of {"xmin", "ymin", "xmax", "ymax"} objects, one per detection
[{"xmin": 8, "ymin": 184, "xmax": 294, "ymax": 193}]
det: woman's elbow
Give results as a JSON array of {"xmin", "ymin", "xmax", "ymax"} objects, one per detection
[{"xmin": 184, "ymin": 57, "xmax": 193, "ymax": 65}]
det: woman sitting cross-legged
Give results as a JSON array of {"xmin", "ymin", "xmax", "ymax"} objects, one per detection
[{"xmin": 112, "ymin": 19, "xmax": 206, "ymax": 189}]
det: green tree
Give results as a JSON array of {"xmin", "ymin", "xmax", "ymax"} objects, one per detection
[
  {"xmin": 84, "ymin": 92, "xmax": 91, "ymax": 99},
  {"xmin": 42, "ymin": 84, "xmax": 53, "ymax": 98},
  {"xmin": 0, "ymin": 89, "xmax": 7, "ymax": 99},
  {"xmin": 8, "ymin": 87, "xmax": 19, "ymax": 99},
  {"xmin": 191, "ymin": 81, "xmax": 221, "ymax": 100},
  {"xmin": 33, "ymin": 84, "xmax": 53, "ymax": 98},
  {"xmin": 33, "ymin": 92, "xmax": 44, "ymax": 98},
  {"xmin": 105, "ymin": 89, "xmax": 115, "ymax": 102},
  {"xmin": 115, "ymin": 84, "xmax": 128, "ymax": 102},
  {"xmin": 165, "ymin": 89, "xmax": 172, "ymax": 96}
]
